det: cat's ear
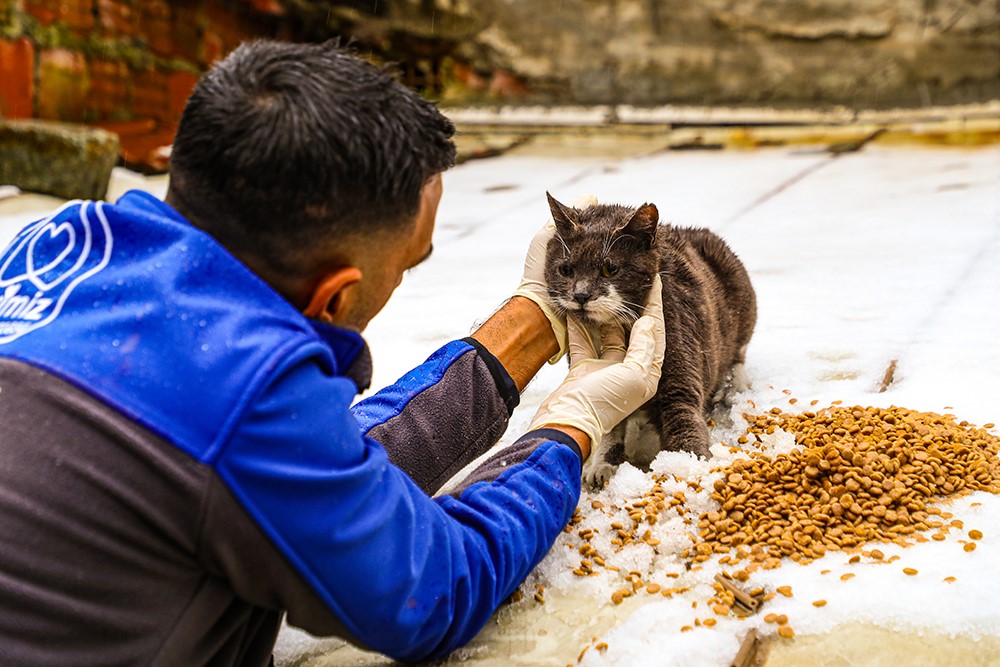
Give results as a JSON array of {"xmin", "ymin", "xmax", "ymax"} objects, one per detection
[
  {"xmin": 621, "ymin": 203, "xmax": 659, "ymax": 248},
  {"xmin": 546, "ymin": 192, "xmax": 579, "ymax": 235}
]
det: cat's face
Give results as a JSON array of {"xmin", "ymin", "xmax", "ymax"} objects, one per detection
[{"xmin": 542, "ymin": 193, "xmax": 661, "ymax": 327}]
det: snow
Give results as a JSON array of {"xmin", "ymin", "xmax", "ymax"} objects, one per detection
[{"xmin": 2, "ymin": 143, "xmax": 997, "ymax": 666}]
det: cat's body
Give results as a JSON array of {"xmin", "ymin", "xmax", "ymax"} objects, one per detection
[{"xmin": 542, "ymin": 194, "xmax": 756, "ymax": 486}]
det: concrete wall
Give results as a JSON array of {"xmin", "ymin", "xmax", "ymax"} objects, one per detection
[{"xmin": 448, "ymin": 0, "xmax": 999, "ymax": 108}]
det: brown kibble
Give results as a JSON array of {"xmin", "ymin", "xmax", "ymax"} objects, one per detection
[
  {"xmin": 713, "ymin": 604, "xmax": 730, "ymax": 616},
  {"xmin": 591, "ymin": 499, "xmax": 603, "ymax": 509},
  {"xmin": 703, "ymin": 618, "xmax": 717, "ymax": 627},
  {"xmin": 533, "ymin": 592, "xmax": 545, "ymax": 604},
  {"xmin": 776, "ymin": 586, "xmax": 793, "ymax": 597},
  {"xmin": 840, "ymin": 573, "xmax": 856, "ymax": 581},
  {"xmin": 903, "ymin": 567, "xmax": 918, "ymax": 575},
  {"xmin": 943, "ymin": 576, "xmax": 957, "ymax": 583},
  {"xmin": 646, "ymin": 583, "xmax": 661, "ymax": 594},
  {"xmin": 611, "ymin": 590, "xmax": 625, "ymax": 605},
  {"xmin": 964, "ymin": 542, "xmax": 977, "ymax": 552},
  {"xmin": 778, "ymin": 625, "xmax": 795, "ymax": 639},
  {"xmin": 812, "ymin": 600, "xmax": 827, "ymax": 607},
  {"xmin": 969, "ymin": 530, "xmax": 983, "ymax": 540},
  {"xmin": 681, "ymin": 625, "xmax": 693, "ymax": 633},
  {"xmin": 764, "ymin": 613, "xmax": 779, "ymax": 624},
  {"xmin": 687, "ymin": 406, "xmax": 999, "ymax": 580}
]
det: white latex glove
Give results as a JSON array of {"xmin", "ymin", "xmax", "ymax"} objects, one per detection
[
  {"xmin": 528, "ymin": 274, "xmax": 666, "ymax": 452},
  {"xmin": 513, "ymin": 194, "xmax": 598, "ymax": 363}
]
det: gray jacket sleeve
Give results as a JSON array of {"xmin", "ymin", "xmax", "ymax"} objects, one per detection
[{"xmin": 350, "ymin": 338, "xmax": 520, "ymax": 496}]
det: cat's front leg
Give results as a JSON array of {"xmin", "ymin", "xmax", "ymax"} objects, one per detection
[
  {"xmin": 660, "ymin": 404, "xmax": 712, "ymax": 459},
  {"xmin": 583, "ymin": 421, "xmax": 626, "ymax": 488}
]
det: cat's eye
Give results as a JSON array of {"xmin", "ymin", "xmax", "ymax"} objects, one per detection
[
  {"xmin": 558, "ymin": 264, "xmax": 574, "ymax": 277},
  {"xmin": 601, "ymin": 261, "xmax": 620, "ymax": 278}
]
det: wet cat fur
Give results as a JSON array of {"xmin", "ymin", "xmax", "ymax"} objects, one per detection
[{"xmin": 543, "ymin": 193, "xmax": 757, "ymax": 486}]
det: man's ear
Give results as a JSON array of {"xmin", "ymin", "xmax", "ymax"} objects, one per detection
[{"xmin": 302, "ymin": 267, "xmax": 363, "ymax": 324}]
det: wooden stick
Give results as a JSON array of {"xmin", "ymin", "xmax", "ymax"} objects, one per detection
[
  {"xmin": 730, "ymin": 630, "xmax": 759, "ymax": 667},
  {"xmin": 879, "ymin": 358, "xmax": 898, "ymax": 393},
  {"xmin": 714, "ymin": 574, "xmax": 760, "ymax": 612}
]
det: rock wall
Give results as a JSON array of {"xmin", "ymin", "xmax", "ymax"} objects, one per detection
[
  {"xmin": 450, "ymin": 0, "xmax": 999, "ymax": 108},
  {"xmin": 0, "ymin": 0, "xmax": 286, "ymax": 169}
]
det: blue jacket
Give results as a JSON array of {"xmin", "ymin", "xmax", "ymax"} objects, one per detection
[{"xmin": 0, "ymin": 191, "xmax": 583, "ymax": 665}]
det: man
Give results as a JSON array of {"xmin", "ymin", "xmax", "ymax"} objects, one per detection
[{"xmin": 0, "ymin": 41, "xmax": 663, "ymax": 665}]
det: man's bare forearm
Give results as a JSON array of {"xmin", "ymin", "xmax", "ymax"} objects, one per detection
[
  {"xmin": 470, "ymin": 296, "xmax": 556, "ymax": 392},
  {"xmin": 470, "ymin": 296, "xmax": 590, "ymax": 459}
]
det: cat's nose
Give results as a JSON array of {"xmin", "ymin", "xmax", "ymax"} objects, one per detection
[{"xmin": 573, "ymin": 292, "xmax": 591, "ymax": 306}]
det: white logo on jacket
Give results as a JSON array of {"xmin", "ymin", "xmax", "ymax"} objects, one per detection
[{"xmin": 0, "ymin": 201, "xmax": 114, "ymax": 343}]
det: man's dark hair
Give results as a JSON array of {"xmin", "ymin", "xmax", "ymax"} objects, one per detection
[{"xmin": 167, "ymin": 39, "xmax": 456, "ymax": 276}]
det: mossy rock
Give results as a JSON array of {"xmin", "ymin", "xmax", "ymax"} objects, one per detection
[{"xmin": 0, "ymin": 120, "xmax": 119, "ymax": 200}]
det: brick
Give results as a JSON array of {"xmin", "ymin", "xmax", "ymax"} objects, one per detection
[
  {"xmin": 88, "ymin": 57, "xmax": 131, "ymax": 121},
  {"xmin": 97, "ymin": 0, "xmax": 136, "ymax": 37},
  {"xmin": 171, "ymin": 4, "xmax": 202, "ymax": 62},
  {"xmin": 132, "ymin": 66, "xmax": 168, "ymax": 121},
  {"xmin": 166, "ymin": 70, "xmax": 197, "ymax": 122},
  {"xmin": 37, "ymin": 48, "xmax": 90, "ymax": 121},
  {"xmin": 61, "ymin": 0, "xmax": 93, "ymax": 32},
  {"xmin": 247, "ymin": 0, "xmax": 285, "ymax": 15},
  {"xmin": 202, "ymin": 29, "xmax": 224, "ymax": 66},
  {"xmin": 24, "ymin": 0, "xmax": 58, "ymax": 25},
  {"xmin": 137, "ymin": 0, "xmax": 173, "ymax": 57},
  {"xmin": 202, "ymin": 1, "xmax": 272, "ymax": 64},
  {"xmin": 0, "ymin": 38, "xmax": 35, "ymax": 119},
  {"xmin": 25, "ymin": 0, "xmax": 93, "ymax": 30}
]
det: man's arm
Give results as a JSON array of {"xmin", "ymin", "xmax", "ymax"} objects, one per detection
[
  {"xmin": 212, "ymin": 348, "xmax": 584, "ymax": 662},
  {"xmin": 470, "ymin": 295, "xmax": 591, "ymax": 458}
]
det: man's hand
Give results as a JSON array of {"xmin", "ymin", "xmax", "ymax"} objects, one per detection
[
  {"xmin": 528, "ymin": 275, "xmax": 665, "ymax": 456},
  {"xmin": 513, "ymin": 194, "xmax": 598, "ymax": 363}
]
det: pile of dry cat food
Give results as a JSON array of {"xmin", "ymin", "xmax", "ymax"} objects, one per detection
[{"xmin": 691, "ymin": 405, "xmax": 999, "ymax": 566}]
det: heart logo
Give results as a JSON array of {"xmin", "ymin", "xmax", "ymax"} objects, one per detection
[{"xmin": 25, "ymin": 221, "xmax": 78, "ymax": 291}]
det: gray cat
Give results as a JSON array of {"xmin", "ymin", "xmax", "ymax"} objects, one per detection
[{"xmin": 543, "ymin": 193, "xmax": 757, "ymax": 486}]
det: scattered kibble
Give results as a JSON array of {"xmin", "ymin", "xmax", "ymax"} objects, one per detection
[
  {"xmin": 764, "ymin": 613, "xmax": 778, "ymax": 624},
  {"xmin": 812, "ymin": 600, "xmax": 827, "ymax": 607},
  {"xmin": 964, "ymin": 542, "xmax": 977, "ymax": 552},
  {"xmin": 903, "ymin": 567, "xmax": 919, "ymax": 576},
  {"xmin": 777, "ymin": 625, "xmax": 795, "ymax": 639},
  {"xmin": 840, "ymin": 573, "xmax": 855, "ymax": 581},
  {"xmin": 703, "ymin": 618, "xmax": 717, "ymax": 627},
  {"xmin": 776, "ymin": 586, "xmax": 793, "ymax": 597},
  {"xmin": 943, "ymin": 576, "xmax": 957, "ymax": 583},
  {"xmin": 969, "ymin": 530, "xmax": 983, "ymax": 540},
  {"xmin": 692, "ymin": 406, "xmax": 999, "ymax": 567}
]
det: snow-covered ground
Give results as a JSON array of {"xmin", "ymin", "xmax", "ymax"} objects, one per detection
[{"xmin": 2, "ymin": 141, "xmax": 997, "ymax": 666}]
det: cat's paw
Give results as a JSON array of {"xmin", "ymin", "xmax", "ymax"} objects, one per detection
[
  {"xmin": 583, "ymin": 460, "xmax": 617, "ymax": 489},
  {"xmin": 730, "ymin": 363, "xmax": 752, "ymax": 393}
]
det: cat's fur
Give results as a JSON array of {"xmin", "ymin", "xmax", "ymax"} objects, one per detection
[{"xmin": 543, "ymin": 193, "xmax": 757, "ymax": 486}]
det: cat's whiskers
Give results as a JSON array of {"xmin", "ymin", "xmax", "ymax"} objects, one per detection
[
  {"xmin": 602, "ymin": 232, "xmax": 636, "ymax": 256},
  {"xmin": 552, "ymin": 229, "xmax": 571, "ymax": 257}
]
